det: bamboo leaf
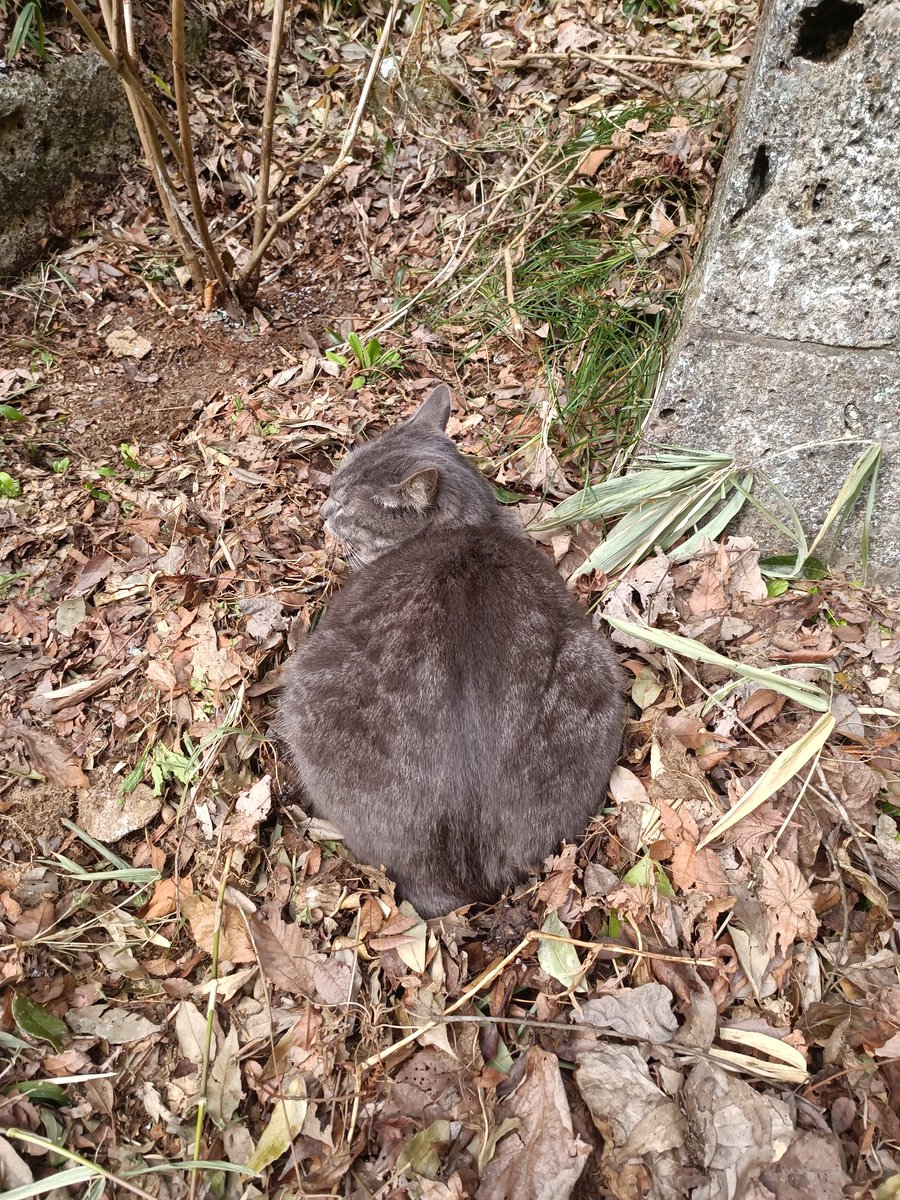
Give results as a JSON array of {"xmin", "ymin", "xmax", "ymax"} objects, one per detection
[
  {"xmin": 696, "ymin": 713, "xmax": 836, "ymax": 849},
  {"xmin": 601, "ymin": 614, "xmax": 831, "ymax": 711}
]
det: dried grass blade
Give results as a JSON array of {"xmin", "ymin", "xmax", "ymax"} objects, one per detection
[
  {"xmin": 706, "ymin": 1046, "xmax": 809, "ymax": 1084},
  {"xmin": 718, "ymin": 1028, "xmax": 808, "ymax": 1071},
  {"xmin": 601, "ymin": 615, "xmax": 831, "ymax": 711},
  {"xmin": 696, "ymin": 712, "xmax": 836, "ymax": 849}
]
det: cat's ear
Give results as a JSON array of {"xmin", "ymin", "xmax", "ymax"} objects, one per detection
[
  {"xmin": 395, "ymin": 467, "xmax": 439, "ymax": 512},
  {"xmin": 408, "ymin": 384, "xmax": 452, "ymax": 432}
]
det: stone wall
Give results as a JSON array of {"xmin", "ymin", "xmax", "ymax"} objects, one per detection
[{"xmin": 646, "ymin": 0, "xmax": 900, "ymax": 585}]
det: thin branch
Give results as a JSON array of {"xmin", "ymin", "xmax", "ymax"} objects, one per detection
[
  {"xmin": 97, "ymin": 0, "xmax": 204, "ymax": 289},
  {"xmin": 171, "ymin": 0, "xmax": 233, "ymax": 299},
  {"xmin": 360, "ymin": 932, "xmax": 533, "ymax": 1070},
  {"xmin": 361, "ymin": 927, "xmax": 714, "ymax": 1070},
  {"xmin": 236, "ymin": 0, "xmax": 403, "ymax": 288},
  {"xmin": 60, "ymin": 0, "xmax": 183, "ymax": 163},
  {"xmin": 247, "ymin": 0, "xmax": 290, "ymax": 296},
  {"xmin": 495, "ymin": 49, "xmax": 743, "ymax": 71}
]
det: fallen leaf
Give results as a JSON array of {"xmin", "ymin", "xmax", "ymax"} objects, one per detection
[
  {"xmin": 250, "ymin": 907, "xmax": 318, "ymax": 993},
  {"xmin": 683, "ymin": 1060, "xmax": 794, "ymax": 1189},
  {"xmin": 183, "ymin": 894, "xmax": 256, "ymax": 964},
  {"xmin": 575, "ymin": 1043, "xmax": 684, "ymax": 1195},
  {"xmin": 66, "ymin": 1004, "xmax": 160, "ymax": 1044},
  {"xmin": 246, "ymin": 1075, "xmax": 308, "ymax": 1173},
  {"xmin": 537, "ymin": 911, "xmax": 586, "ymax": 993},
  {"xmin": 224, "ymin": 775, "xmax": 273, "ymax": 846},
  {"xmin": 476, "ymin": 1048, "xmax": 590, "ymax": 1200},
  {"xmin": 55, "ymin": 596, "xmax": 86, "ymax": 637},
  {"xmin": 6, "ymin": 723, "xmax": 88, "ymax": 788},
  {"xmin": 578, "ymin": 983, "xmax": 678, "ymax": 1044},
  {"xmin": 175, "ymin": 999, "xmax": 208, "ymax": 1065},
  {"xmin": 397, "ymin": 1119, "xmax": 452, "ymax": 1180},
  {"xmin": 208, "ymin": 1027, "xmax": 242, "ymax": 1127},
  {"xmin": 759, "ymin": 856, "xmax": 818, "ymax": 956}
]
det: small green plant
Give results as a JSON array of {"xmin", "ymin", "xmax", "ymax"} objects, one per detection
[
  {"xmin": 0, "ymin": 402, "xmax": 27, "ymax": 422},
  {"xmin": 4, "ymin": 0, "xmax": 46, "ymax": 59},
  {"xmin": 52, "ymin": 456, "xmax": 70, "ymax": 474},
  {"xmin": 0, "ymin": 471, "xmax": 22, "ymax": 498},
  {"xmin": 119, "ymin": 443, "xmax": 142, "ymax": 471},
  {"xmin": 326, "ymin": 333, "xmax": 402, "ymax": 391}
]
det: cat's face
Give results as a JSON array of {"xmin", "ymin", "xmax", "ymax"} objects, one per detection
[{"xmin": 322, "ymin": 384, "xmax": 501, "ymax": 565}]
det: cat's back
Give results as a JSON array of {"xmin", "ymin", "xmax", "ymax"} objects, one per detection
[{"xmin": 304, "ymin": 522, "xmax": 582, "ymax": 658}]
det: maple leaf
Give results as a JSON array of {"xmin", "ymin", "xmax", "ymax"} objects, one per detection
[{"xmin": 759, "ymin": 857, "xmax": 818, "ymax": 956}]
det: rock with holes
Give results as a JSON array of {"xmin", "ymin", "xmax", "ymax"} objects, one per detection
[
  {"xmin": 647, "ymin": 0, "xmax": 900, "ymax": 587},
  {"xmin": 0, "ymin": 53, "xmax": 137, "ymax": 278}
]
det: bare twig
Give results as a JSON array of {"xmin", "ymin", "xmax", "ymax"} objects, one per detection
[
  {"xmin": 78, "ymin": 0, "xmax": 205, "ymax": 289},
  {"xmin": 60, "ymin": 0, "xmax": 182, "ymax": 162},
  {"xmin": 236, "ymin": 0, "xmax": 403, "ymax": 289},
  {"xmin": 246, "ymin": 0, "xmax": 290, "ymax": 299},
  {"xmin": 360, "ymin": 932, "xmax": 533, "ymax": 1070},
  {"xmin": 171, "ymin": 0, "xmax": 233, "ymax": 301},
  {"xmin": 495, "ymin": 49, "xmax": 743, "ymax": 71},
  {"xmin": 360, "ymin": 927, "xmax": 714, "ymax": 1069}
]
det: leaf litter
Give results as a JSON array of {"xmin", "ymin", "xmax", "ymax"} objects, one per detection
[{"xmin": 1, "ymin": 0, "xmax": 900, "ymax": 1195}]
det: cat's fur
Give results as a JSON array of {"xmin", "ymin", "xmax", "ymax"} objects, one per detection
[{"xmin": 278, "ymin": 385, "xmax": 624, "ymax": 917}]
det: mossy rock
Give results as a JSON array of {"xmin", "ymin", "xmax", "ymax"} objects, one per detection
[{"xmin": 0, "ymin": 52, "xmax": 138, "ymax": 278}]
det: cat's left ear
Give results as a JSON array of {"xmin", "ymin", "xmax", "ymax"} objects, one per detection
[
  {"xmin": 395, "ymin": 467, "xmax": 439, "ymax": 512},
  {"xmin": 407, "ymin": 383, "xmax": 452, "ymax": 432}
]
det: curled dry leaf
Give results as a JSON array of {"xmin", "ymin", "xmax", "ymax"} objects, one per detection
[
  {"xmin": 224, "ymin": 774, "xmax": 273, "ymax": 846},
  {"xmin": 476, "ymin": 1048, "xmax": 590, "ymax": 1200},
  {"xmin": 683, "ymin": 1060, "xmax": 794, "ymax": 1198},
  {"xmin": 5, "ymin": 723, "xmax": 89, "ymax": 788}
]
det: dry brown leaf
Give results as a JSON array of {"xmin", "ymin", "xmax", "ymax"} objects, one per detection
[
  {"xmin": 683, "ymin": 1060, "xmax": 794, "ymax": 1190},
  {"xmin": 536, "ymin": 843, "xmax": 578, "ymax": 909},
  {"xmin": 250, "ymin": 907, "xmax": 318, "ymax": 994},
  {"xmin": 575, "ymin": 1043, "xmax": 684, "ymax": 1198},
  {"xmin": 143, "ymin": 875, "xmax": 194, "ymax": 921},
  {"xmin": 578, "ymin": 984, "xmax": 677, "ymax": 1044},
  {"xmin": 224, "ymin": 775, "xmax": 273, "ymax": 846},
  {"xmin": 670, "ymin": 840, "xmax": 729, "ymax": 897},
  {"xmin": 183, "ymin": 894, "xmax": 255, "ymax": 964},
  {"xmin": 759, "ymin": 857, "xmax": 818, "ymax": 956},
  {"xmin": 7, "ymin": 723, "xmax": 88, "ymax": 788},
  {"xmin": 476, "ymin": 1048, "xmax": 590, "ymax": 1200}
]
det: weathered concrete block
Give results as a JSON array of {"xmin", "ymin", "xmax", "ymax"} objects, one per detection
[
  {"xmin": 0, "ymin": 53, "xmax": 137, "ymax": 278},
  {"xmin": 647, "ymin": 0, "xmax": 900, "ymax": 585}
]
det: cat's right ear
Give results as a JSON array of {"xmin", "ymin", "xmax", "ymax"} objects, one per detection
[{"xmin": 407, "ymin": 383, "xmax": 452, "ymax": 432}]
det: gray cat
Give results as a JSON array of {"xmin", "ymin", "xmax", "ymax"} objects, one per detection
[{"xmin": 278, "ymin": 384, "xmax": 624, "ymax": 918}]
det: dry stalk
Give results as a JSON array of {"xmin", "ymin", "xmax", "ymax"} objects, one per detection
[
  {"xmin": 66, "ymin": 0, "xmax": 205, "ymax": 289},
  {"xmin": 496, "ymin": 49, "xmax": 743, "ymax": 71},
  {"xmin": 246, "ymin": 0, "xmax": 291, "ymax": 299},
  {"xmin": 361, "ymin": 138, "xmax": 551, "ymax": 339},
  {"xmin": 60, "ymin": 0, "xmax": 182, "ymax": 161},
  {"xmin": 171, "ymin": 0, "xmax": 233, "ymax": 301},
  {"xmin": 361, "ymin": 927, "xmax": 714, "ymax": 1070},
  {"xmin": 236, "ymin": 0, "xmax": 403, "ymax": 289}
]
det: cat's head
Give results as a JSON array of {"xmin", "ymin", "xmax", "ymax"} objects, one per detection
[{"xmin": 321, "ymin": 384, "xmax": 502, "ymax": 565}]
